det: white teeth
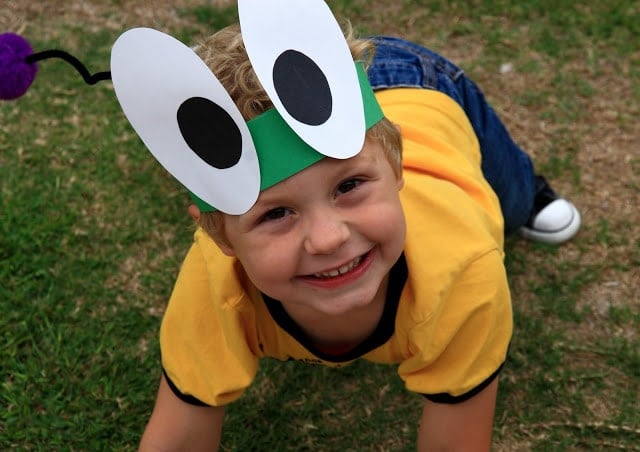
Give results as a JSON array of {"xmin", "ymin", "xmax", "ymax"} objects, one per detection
[{"xmin": 313, "ymin": 256, "xmax": 363, "ymax": 279}]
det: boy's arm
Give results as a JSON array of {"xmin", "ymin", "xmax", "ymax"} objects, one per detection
[
  {"xmin": 139, "ymin": 374, "xmax": 225, "ymax": 452},
  {"xmin": 417, "ymin": 378, "xmax": 498, "ymax": 451}
]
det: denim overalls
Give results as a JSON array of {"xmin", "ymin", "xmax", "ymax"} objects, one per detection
[{"xmin": 367, "ymin": 36, "xmax": 536, "ymax": 234}]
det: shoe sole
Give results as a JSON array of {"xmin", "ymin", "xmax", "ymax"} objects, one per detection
[{"xmin": 519, "ymin": 203, "xmax": 581, "ymax": 245}]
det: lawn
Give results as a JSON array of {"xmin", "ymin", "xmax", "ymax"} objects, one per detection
[{"xmin": 1, "ymin": 1, "xmax": 639, "ymax": 450}]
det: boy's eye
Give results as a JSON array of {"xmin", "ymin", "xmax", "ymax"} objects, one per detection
[
  {"xmin": 260, "ymin": 207, "xmax": 292, "ymax": 222},
  {"xmin": 336, "ymin": 179, "xmax": 361, "ymax": 195}
]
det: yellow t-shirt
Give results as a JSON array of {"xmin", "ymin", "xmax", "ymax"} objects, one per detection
[{"xmin": 160, "ymin": 88, "xmax": 512, "ymax": 406}]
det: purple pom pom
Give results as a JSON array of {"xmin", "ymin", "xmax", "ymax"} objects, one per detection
[{"xmin": 0, "ymin": 33, "xmax": 39, "ymax": 100}]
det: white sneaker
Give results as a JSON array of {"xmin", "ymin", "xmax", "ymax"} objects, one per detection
[{"xmin": 519, "ymin": 176, "xmax": 581, "ymax": 244}]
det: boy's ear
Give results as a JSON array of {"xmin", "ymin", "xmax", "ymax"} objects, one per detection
[
  {"xmin": 188, "ymin": 204, "xmax": 236, "ymax": 256},
  {"xmin": 393, "ymin": 122, "xmax": 404, "ymax": 191},
  {"xmin": 188, "ymin": 204, "xmax": 201, "ymax": 222}
]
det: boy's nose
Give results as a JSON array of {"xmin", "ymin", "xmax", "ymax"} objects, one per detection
[{"xmin": 303, "ymin": 210, "xmax": 350, "ymax": 255}]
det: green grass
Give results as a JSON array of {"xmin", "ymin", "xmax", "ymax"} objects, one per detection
[{"xmin": 2, "ymin": 0, "xmax": 639, "ymax": 450}]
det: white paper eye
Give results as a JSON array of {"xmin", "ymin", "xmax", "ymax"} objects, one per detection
[
  {"xmin": 238, "ymin": 0, "xmax": 366, "ymax": 159},
  {"xmin": 110, "ymin": 28, "xmax": 260, "ymax": 215}
]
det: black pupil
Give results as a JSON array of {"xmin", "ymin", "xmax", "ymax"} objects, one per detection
[
  {"xmin": 177, "ymin": 97, "xmax": 242, "ymax": 170},
  {"xmin": 272, "ymin": 50, "xmax": 332, "ymax": 126}
]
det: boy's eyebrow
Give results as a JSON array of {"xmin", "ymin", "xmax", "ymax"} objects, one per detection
[
  {"xmin": 251, "ymin": 171, "xmax": 314, "ymax": 207},
  {"xmin": 246, "ymin": 146, "xmax": 380, "ymax": 211},
  {"xmin": 245, "ymin": 178, "xmax": 297, "ymax": 211}
]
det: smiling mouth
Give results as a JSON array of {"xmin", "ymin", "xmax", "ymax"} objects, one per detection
[{"xmin": 311, "ymin": 253, "xmax": 367, "ymax": 279}]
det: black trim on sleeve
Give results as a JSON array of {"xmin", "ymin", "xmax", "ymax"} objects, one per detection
[
  {"xmin": 163, "ymin": 369, "xmax": 211, "ymax": 407},
  {"xmin": 422, "ymin": 362, "xmax": 505, "ymax": 404}
]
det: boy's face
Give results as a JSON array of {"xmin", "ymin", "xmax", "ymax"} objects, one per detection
[{"xmin": 218, "ymin": 138, "xmax": 406, "ymax": 317}]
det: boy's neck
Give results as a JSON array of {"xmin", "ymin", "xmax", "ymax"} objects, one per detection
[
  {"xmin": 280, "ymin": 274, "xmax": 390, "ymax": 351},
  {"xmin": 260, "ymin": 253, "xmax": 408, "ymax": 359}
]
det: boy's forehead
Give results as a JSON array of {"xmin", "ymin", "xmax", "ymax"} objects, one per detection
[{"xmin": 252, "ymin": 138, "xmax": 382, "ymax": 202}]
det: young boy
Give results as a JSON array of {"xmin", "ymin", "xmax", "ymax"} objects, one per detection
[{"xmin": 135, "ymin": 16, "xmax": 580, "ymax": 452}]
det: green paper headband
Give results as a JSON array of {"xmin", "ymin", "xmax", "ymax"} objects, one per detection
[{"xmin": 191, "ymin": 62, "xmax": 384, "ymax": 213}]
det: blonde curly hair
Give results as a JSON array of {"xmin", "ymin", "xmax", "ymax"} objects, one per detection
[{"xmin": 194, "ymin": 24, "xmax": 402, "ymax": 246}]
